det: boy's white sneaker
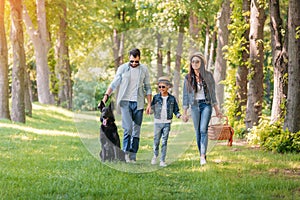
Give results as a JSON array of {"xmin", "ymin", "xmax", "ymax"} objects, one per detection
[
  {"xmin": 159, "ymin": 161, "xmax": 167, "ymax": 167},
  {"xmin": 151, "ymin": 156, "xmax": 157, "ymax": 165}
]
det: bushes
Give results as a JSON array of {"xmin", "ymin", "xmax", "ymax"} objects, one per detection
[
  {"xmin": 73, "ymin": 78, "xmax": 108, "ymax": 111},
  {"xmin": 247, "ymin": 119, "xmax": 300, "ymax": 153}
]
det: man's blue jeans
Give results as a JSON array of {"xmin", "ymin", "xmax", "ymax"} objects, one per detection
[
  {"xmin": 190, "ymin": 100, "xmax": 212, "ymax": 156},
  {"xmin": 120, "ymin": 101, "xmax": 143, "ymax": 161},
  {"xmin": 153, "ymin": 123, "xmax": 171, "ymax": 162}
]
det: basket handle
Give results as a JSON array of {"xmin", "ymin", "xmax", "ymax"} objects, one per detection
[{"xmin": 210, "ymin": 115, "xmax": 228, "ymax": 125}]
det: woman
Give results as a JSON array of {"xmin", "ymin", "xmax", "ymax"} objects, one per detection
[{"xmin": 182, "ymin": 52, "xmax": 222, "ymax": 165}]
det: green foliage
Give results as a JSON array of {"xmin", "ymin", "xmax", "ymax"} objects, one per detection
[
  {"xmin": 247, "ymin": 118, "xmax": 300, "ymax": 153},
  {"xmin": 223, "ymin": 0, "xmax": 248, "ymax": 135},
  {"xmin": 223, "ymin": 0, "xmax": 248, "ymax": 136},
  {"xmin": 72, "ymin": 78, "xmax": 108, "ymax": 111},
  {"xmin": 48, "ymin": 47, "xmax": 59, "ymax": 99},
  {"xmin": 223, "ymin": 68, "xmax": 247, "ymax": 138}
]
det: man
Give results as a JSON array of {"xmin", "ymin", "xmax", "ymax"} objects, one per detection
[{"xmin": 101, "ymin": 48, "xmax": 152, "ymax": 163}]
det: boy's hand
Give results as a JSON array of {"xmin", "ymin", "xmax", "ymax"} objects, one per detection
[
  {"xmin": 146, "ymin": 104, "xmax": 151, "ymax": 115},
  {"xmin": 182, "ymin": 115, "xmax": 189, "ymax": 122}
]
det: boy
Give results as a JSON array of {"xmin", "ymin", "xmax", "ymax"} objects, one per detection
[{"xmin": 151, "ymin": 76, "xmax": 182, "ymax": 167}]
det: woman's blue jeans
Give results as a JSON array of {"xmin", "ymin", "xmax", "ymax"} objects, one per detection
[
  {"xmin": 153, "ymin": 123, "xmax": 171, "ymax": 162},
  {"xmin": 120, "ymin": 101, "xmax": 143, "ymax": 161},
  {"xmin": 190, "ymin": 100, "xmax": 212, "ymax": 156}
]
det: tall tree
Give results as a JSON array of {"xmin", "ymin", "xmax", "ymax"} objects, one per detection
[
  {"xmin": 0, "ymin": 0, "xmax": 10, "ymax": 120},
  {"xmin": 112, "ymin": 29, "xmax": 124, "ymax": 71},
  {"xmin": 9, "ymin": 0, "xmax": 26, "ymax": 123},
  {"xmin": 174, "ymin": 31, "xmax": 184, "ymax": 100},
  {"xmin": 111, "ymin": 0, "xmax": 138, "ymax": 70},
  {"xmin": 269, "ymin": 0, "xmax": 288, "ymax": 123},
  {"xmin": 236, "ymin": 0, "xmax": 250, "ymax": 121},
  {"xmin": 174, "ymin": 19, "xmax": 186, "ymax": 100},
  {"xmin": 166, "ymin": 37, "xmax": 171, "ymax": 76},
  {"xmin": 23, "ymin": 0, "xmax": 52, "ymax": 104},
  {"xmin": 246, "ymin": 0, "xmax": 266, "ymax": 129},
  {"xmin": 214, "ymin": 0, "xmax": 231, "ymax": 109},
  {"xmin": 24, "ymin": 66, "xmax": 32, "ymax": 116},
  {"xmin": 188, "ymin": 7, "xmax": 200, "ymax": 54},
  {"xmin": 156, "ymin": 32, "xmax": 163, "ymax": 80},
  {"xmin": 284, "ymin": 0, "xmax": 300, "ymax": 132},
  {"xmin": 207, "ymin": 30, "xmax": 216, "ymax": 71},
  {"xmin": 204, "ymin": 23, "xmax": 210, "ymax": 65},
  {"xmin": 55, "ymin": 2, "xmax": 72, "ymax": 109}
]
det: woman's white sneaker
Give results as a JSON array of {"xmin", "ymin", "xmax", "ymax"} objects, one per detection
[{"xmin": 200, "ymin": 158, "xmax": 207, "ymax": 165}]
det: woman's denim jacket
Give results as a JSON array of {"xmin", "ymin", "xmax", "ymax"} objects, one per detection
[
  {"xmin": 151, "ymin": 93, "xmax": 181, "ymax": 120},
  {"xmin": 182, "ymin": 71, "xmax": 217, "ymax": 110},
  {"xmin": 109, "ymin": 62, "xmax": 152, "ymax": 110}
]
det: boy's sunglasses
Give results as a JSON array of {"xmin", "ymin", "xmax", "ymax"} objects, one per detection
[
  {"xmin": 130, "ymin": 60, "xmax": 139, "ymax": 64},
  {"xmin": 158, "ymin": 85, "xmax": 166, "ymax": 89}
]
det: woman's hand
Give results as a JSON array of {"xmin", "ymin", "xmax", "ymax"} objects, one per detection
[
  {"xmin": 213, "ymin": 105, "xmax": 223, "ymax": 118},
  {"xmin": 216, "ymin": 111, "xmax": 223, "ymax": 118},
  {"xmin": 182, "ymin": 115, "xmax": 189, "ymax": 122}
]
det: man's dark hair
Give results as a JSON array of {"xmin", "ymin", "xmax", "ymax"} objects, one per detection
[{"xmin": 129, "ymin": 48, "xmax": 141, "ymax": 58}]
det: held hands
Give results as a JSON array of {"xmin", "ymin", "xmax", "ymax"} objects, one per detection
[
  {"xmin": 146, "ymin": 104, "xmax": 151, "ymax": 115},
  {"xmin": 181, "ymin": 115, "xmax": 189, "ymax": 123}
]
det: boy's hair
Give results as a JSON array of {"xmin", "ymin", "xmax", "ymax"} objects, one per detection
[{"xmin": 129, "ymin": 48, "xmax": 141, "ymax": 58}]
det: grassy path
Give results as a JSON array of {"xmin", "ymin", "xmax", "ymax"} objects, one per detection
[{"xmin": 0, "ymin": 103, "xmax": 299, "ymax": 199}]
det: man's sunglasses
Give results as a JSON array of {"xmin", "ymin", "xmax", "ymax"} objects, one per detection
[
  {"xmin": 158, "ymin": 85, "xmax": 166, "ymax": 89},
  {"xmin": 130, "ymin": 60, "xmax": 139, "ymax": 64}
]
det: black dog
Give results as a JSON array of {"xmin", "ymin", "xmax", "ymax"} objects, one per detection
[{"xmin": 98, "ymin": 101, "xmax": 125, "ymax": 162}]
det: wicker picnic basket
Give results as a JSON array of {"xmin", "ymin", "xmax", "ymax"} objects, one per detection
[{"xmin": 208, "ymin": 116, "xmax": 234, "ymax": 146}]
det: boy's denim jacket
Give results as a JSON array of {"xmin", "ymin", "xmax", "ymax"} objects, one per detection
[
  {"xmin": 182, "ymin": 71, "xmax": 217, "ymax": 110},
  {"xmin": 109, "ymin": 62, "xmax": 152, "ymax": 110},
  {"xmin": 151, "ymin": 93, "xmax": 181, "ymax": 120}
]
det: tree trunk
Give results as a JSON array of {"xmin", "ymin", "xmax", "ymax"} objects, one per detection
[
  {"xmin": 204, "ymin": 23, "xmax": 210, "ymax": 67},
  {"xmin": 214, "ymin": 0, "xmax": 231, "ymax": 109},
  {"xmin": 236, "ymin": 0, "xmax": 250, "ymax": 121},
  {"xmin": 23, "ymin": 1, "xmax": 52, "ymax": 104},
  {"xmin": 119, "ymin": 32, "xmax": 124, "ymax": 64},
  {"xmin": 0, "ymin": 0, "xmax": 10, "ymax": 120},
  {"xmin": 269, "ymin": 0, "xmax": 288, "ymax": 123},
  {"xmin": 56, "ymin": 3, "xmax": 72, "ymax": 109},
  {"xmin": 208, "ymin": 30, "xmax": 216, "ymax": 71},
  {"xmin": 245, "ymin": 0, "xmax": 266, "ymax": 129},
  {"xmin": 9, "ymin": 0, "xmax": 26, "ymax": 123},
  {"xmin": 166, "ymin": 37, "xmax": 171, "ymax": 76},
  {"xmin": 284, "ymin": 0, "xmax": 300, "ymax": 132},
  {"xmin": 174, "ymin": 28, "xmax": 184, "ymax": 101},
  {"xmin": 189, "ymin": 8, "xmax": 199, "ymax": 53},
  {"xmin": 112, "ymin": 29, "xmax": 121, "ymax": 71},
  {"xmin": 24, "ymin": 66, "xmax": 32, "ymax": 116},
  {"xmin": 156, "ymin": 32, "xmax": 163, "ymax": 80}
]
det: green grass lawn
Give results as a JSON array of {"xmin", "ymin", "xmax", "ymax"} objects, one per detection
[{"xmin": 0, "ymin": 103, "xmax": 299, "ymax": 199}]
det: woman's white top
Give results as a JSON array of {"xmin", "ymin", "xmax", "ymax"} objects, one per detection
[{"xmin": 195, "ymin": 82, "xmax": 205, "ymax": 100}]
